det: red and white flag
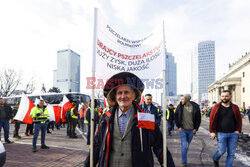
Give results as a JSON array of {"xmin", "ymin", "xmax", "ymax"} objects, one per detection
[
  {"xmin": 103, "ymin": 98, "xmax": 107, "ymax": 108},
  {"xmin": 61, "ymin": 95, "xmax": 73, "ymax": 122},
  {"xmin": 138, "ymin": 112, "xmax": 155, "ymax": 130},
  {"xmin": 140, "ymin": 95, "xmax": 144, "ymax": 105},
  {"xmin": 14, "ymin": 97, "xmax": 35, "ymax": 124},
  {"xmin": 47, "ymin": 105, "xmax": 61, "ymax": 124}
]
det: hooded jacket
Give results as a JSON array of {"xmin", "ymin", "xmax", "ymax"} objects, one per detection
[
  {"xmin": 84, "ymin": 102, "xmax": 175, "ymax": 167},
  {"xmin": 174, "ymin": 99, "xmax": 201, "ymax": 131}
]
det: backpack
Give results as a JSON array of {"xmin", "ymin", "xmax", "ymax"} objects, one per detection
[{"xmin": 65, "ymin": 109, "xmax": 72, "ymax": 120}]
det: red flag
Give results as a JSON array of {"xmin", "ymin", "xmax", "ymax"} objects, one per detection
[
  {"xmin": 103, "ymin": 98, "xmax": 107, "ymax": 108},
  {"xmin": 61, "ymin": 95, "xmax": 73, "ymax": 122},
  {"xmin": 140, "ymin": 95, "xmax": 144, "ymax": 105},
  {"xmin": 53, "ymin": 106, "xmax": 62, "ymax": 124},
  {"xmin": 14, "ymin": 97, "xmax": 35, "ymax": 124},
  {"xmin": 138, "ymin": 112, "xmax": 155, "ymax": 130},
  {"xmin": 47, "ymin": 105, "xmax": 62, "ymax": 124}
]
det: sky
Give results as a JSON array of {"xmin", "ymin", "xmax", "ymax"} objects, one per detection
[{"xmin": 0, "ymin": 0, "xmax": 250, "ymax": 103}]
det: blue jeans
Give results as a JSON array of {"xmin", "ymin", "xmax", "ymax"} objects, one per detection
[
  {"xmin": 213, "ymin": 132, "xmax": 238, "ymax": 167},
  {"xmin": 179, "ymin": 130, "xmax": 194, "ymax": 164},
  {"xmin": 33, "ymin": 123, "xmax": 48, "ymax": 148},
  {"xmin": 0, "ymin": 120, "xmax": 10, "ymax": 141},
  {"xmin": 168, "ymin": 121, "xmax": 174, "ymax": 135}
]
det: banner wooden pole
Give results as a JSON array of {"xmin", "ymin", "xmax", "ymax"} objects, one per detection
[
  {"xmin": 162, "ymin": 21, "xmax": 168, "ymax": 167},
  {"xmin": 90, "ymin": 8, "xmax": 98, "ymax": 167}
]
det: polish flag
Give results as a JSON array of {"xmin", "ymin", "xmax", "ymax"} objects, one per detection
[
  {"xmin": 138, "ymin": 112, "xmax": 155, "ymax": 130},
  {"xmin": 103, "ymin": 98, "xmax": 107, "ymax": 108},
  {"xmin": 61, "ymin": 95, "xmax": 73, "ymax": 122},
  {"xmin": 14, "ymin": 97, "xmax": 35, "ymax": 124},
  {"xmin": 47, "ymin": 105, "xmax": 61, "ymax": 124},
  {"xmin": 140, "ymin": 95, "xmax": 144, "ymax": 105}
]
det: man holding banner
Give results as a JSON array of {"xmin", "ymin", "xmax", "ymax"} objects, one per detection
[
  {"xmin": 88, "ymin": 8, "xmax": 172, "ymax": 167},
  {"xmin": 84, "ymin": 72, "xmax": 175, "ymax": 167}
]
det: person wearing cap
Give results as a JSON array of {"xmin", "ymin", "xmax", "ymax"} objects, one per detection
[
  {"xmin": 167, "ymin": 104, "xmax": 175, "ymax": 136},
  {"xmin": 175, "ymin": 94, "xmax": 201, "ymax": 167},
  {"xmin": 84, "ymin": 72, "xmax": 175, "ymax": 167}
]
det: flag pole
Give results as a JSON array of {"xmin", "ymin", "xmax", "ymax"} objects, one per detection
[
  {"xmin": 90, "ymin": 8, "xmax": 98, "ymax": 167},
  {"xmin": 162, "ymin": 20, "xmax": 168, "ymax": 167}
]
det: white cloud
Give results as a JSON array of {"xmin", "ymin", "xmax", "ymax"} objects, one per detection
[{"xmin": 109, "ymin": 0, "xmax": 144, "ymax": 26}]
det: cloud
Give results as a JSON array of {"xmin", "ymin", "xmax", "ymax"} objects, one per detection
[{"xmin": 109, "ymin": 0, "xmax": 144, "ymax": 26}]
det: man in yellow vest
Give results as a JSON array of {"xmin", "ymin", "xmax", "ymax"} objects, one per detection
[
  {"xmin": 167, "ymin": 104, "xmax": 175, "ymax": 136},
  {"xmin": 30, "ymin": 100, "xmax": 50, "ymax": 152},
  {"xmin": 68, "ymin": 102, "xmax": 79, "ymax": 138}
]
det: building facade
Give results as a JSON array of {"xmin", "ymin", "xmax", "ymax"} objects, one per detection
[
  {"xmin": 53, "ymin": 49, "xmax": 80, "ymax": 92},
  {"xmin": 208, "ymin": 52, "xmax": 250, "ymax": 107},
  {"xmin": 192, "ymin": 41, "xmax": 215, "ymax": 103},
  {"xmin": 165, "ymin": 52, "xmax": 177, "ymax": 96}
]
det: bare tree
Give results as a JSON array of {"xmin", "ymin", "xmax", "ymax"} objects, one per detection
[
  {"xmin": 24, "ymin": 77, "xmax": 36, "ymax": 94},
  {"xmin": 0, "ymin": 68, "xmax": 21, "ymax": 97},
  {"xmin": 41, "ymin": 83, "xmax": 46, "ymax": 93}
]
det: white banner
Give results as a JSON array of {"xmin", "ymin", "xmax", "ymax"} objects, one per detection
[{"xmin": 94, "ymin": 9, "xmax": 165, "ymax": 80}]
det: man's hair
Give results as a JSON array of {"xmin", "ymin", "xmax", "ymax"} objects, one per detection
[
  {"xmin": 145, "ymin": 94, "xmax": 152, "ymax": 97},
  {"xmin": 221, "ymin": 90, "xmax": 232, "ymax": 95}
]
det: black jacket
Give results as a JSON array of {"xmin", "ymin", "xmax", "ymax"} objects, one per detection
[
  {"xmin": 0, "ymin": 104, "xmax": 12, "ymax": 120},
  {"xmin": 84, "ymin": 102, "xmax": 175, "ymax": 167},
  {"xmin": 85, "ymin": 108, "xmax": 99, "ymax": 125},
  {"xmin": 174, "ymin": 101, "xmax": 201, "ymax": 131}
]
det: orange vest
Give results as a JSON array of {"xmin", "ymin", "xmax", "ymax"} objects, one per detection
[
  {"xmin": 83, "ymin": 108, "xmax": 88, "ymax": 119},
  {"xmin": 79, "ymin": 108, "xmax": 84, "ymax": 119}
]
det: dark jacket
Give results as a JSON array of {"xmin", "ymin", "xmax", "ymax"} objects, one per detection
[
  {"xmin": 86, "ymin": 108, "xmax": 99, "ymax": 125},
  {"xmin": 247, "ymin": 109, "xmax": 250, "ymax": 116},
  {"xmin": 209, "ymin": 102, "xmax": 242, "ymax": 133},
  {"xmin": 140, "ymin": 102, "xmax": 161, "ymax": 125},
  {"xmin": 84, "ymin": 102, "xmax": 175, "ymax": 167},
  {"xmin": 174, "ymin": 101, "xmax": 201, "ymax": 131},
  {"xmin": 0, "ymin": 104, "xmax": 12, "ymax": 120}
]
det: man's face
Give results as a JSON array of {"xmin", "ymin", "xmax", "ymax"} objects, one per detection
[
  {"xmin": 0, "ymin": 99, "xmax": 4, "ymax": 105},
  {"xmin": 39, "ymin": 100, "xmax": 44, "ymax": 107},
  {"xmin": 220, "ymin": 92, "xmax": 231, "ymax": 103},
  {"xmin": 144, "ymin": 95, "xmax": 152, "ymax": 106},
  {"xmin": 169, "ymin": 105, "xmax": 173, "ymax": 109},
  {"xmin": 115, "ymin": 85, "xmax": 136, "ymax": 110},
  {"xmin": 181, "ymin": 97, "xmax": 186, "ymax": 105}
]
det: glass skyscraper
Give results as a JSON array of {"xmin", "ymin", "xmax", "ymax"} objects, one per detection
[
  {"xmin": 53, "ymin": 49, "xmax": 80, "ymax": 92},
  {"xmin": 165, "ymin": 52, "xmax": 177, "ymax": 96},
  {"xmin": 198, "ymin": 40, "xmax": 215, "ymax": 102}
]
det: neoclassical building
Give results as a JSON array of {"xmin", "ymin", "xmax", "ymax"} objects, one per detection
[{"xmin": 208, "ymin": 52, "xmax": 250, "ymax": 107}]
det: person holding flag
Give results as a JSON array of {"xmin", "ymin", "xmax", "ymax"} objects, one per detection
[
  {"xmin": 30, "ymin": 99, "xmax": 50, "ymax": 152},
  {"xmin": 84, "ymin": 72, "xmax": 175, "ymax": 167}
]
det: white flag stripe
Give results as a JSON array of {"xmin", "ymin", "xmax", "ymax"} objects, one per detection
[
  {"xmin": 34, "ymin": 98, "xmax": 40, "ymax": 106},
  {"xmin": 47, "ymin": 105, "xmax": 55, "ymax": 122},
  {"xmin": 14, "ymin": 97, "xmax": 30, "ymax": 121},
  {"xmin": 138, "ymin": 112, "xmax": 155, "ymax": 122}
]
